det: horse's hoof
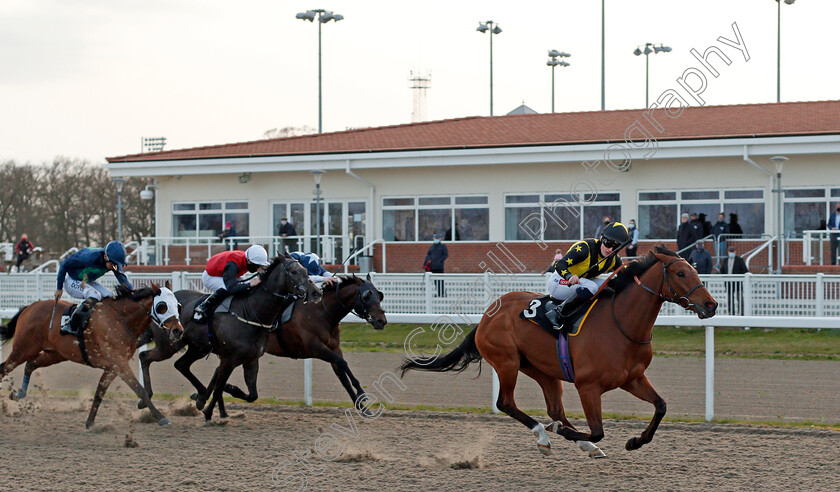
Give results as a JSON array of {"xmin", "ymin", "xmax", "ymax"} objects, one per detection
[
  {"xmin": 137, "ymin": 399, "xmax": 148, "ymax": 410},
  {"xmin": 625, "ymin": 437, "xmax": 639, "ymax": 451},
  {"xmin": 590, "ymin": 448, "xmax": 607, "ymax": 459},
  {"xmin": 15, "ymin": 390, "xmax": 26, "ymax": 400},
  {"xmin": 537, "ymin": 443, "xmax": 552, "ymax": 456},
  {"xmin": 189, "ymin": 392, "xmax": 197, "ymax": 401},
  {"xmin": 195, "ymin": 397, "xmax": 207, "ymax": 411},
  {"xmin": 158, "ymin": 418, "xmax": 171, "ymax": 426}
]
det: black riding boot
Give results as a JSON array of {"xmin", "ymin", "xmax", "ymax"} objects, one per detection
[
  {"xmin": 193, "ymin": 290, "xmax": 228, "ymax": 323},
  {"xmin": 552, "ymin": 290, "xmax": 592, "ymax": 328},
  {"xmin": 61, "ymin": 298, "xmax": 98, "ymax": 336}
]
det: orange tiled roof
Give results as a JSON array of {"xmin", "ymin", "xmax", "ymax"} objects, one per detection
[{"xmin": 107, "ymin": 100, "xmax": 840, "ymax": 163}]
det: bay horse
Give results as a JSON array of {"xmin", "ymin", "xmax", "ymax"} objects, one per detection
[
  {"xmin": 138, "ymin": 274, "xmax": 386, "ymax": 412},
  {"xmin": 401, "ymin": 246, "xmax": 717, "ymax": 457},
  {"xmin": 171, "ymin": 254, "xmax": 320, "ymax": 421},
  {"xmin": 0, "ymin": 282, "xmax": 183, "ymax": 428}
]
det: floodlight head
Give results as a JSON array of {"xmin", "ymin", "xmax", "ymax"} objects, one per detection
[
  {"xmin": 662, "ymin": 45, "xmax": 672, "ymax": 52},
  {"xmin": 654, "ymin": 45, "xmax": 663, "ymax": 54},
  {"xmin": 559, "ymin": 52, "xmax": 571, "ymax": 58},
  {"xmin": 548, "ymin": 49, "xmax": 561, "ymax": 58},
  {"xmin": 633, "ymin": 47, "xmax": 642, "ymax": 56},
  {"xmin": 643, "ymin": 46, "xmax": 652, "ymax": 55},
  {"xmin": 476, "ymin": 23, "xmax": 488, "ymax": 33},
  {"xmin": 321, "ymin": 12, "xmax": 334, "ymax": 22},
  {"xmin": 784, "ymin": 0, "xmax": 795, "ymax": 5},
  {"xmin": 559, "ymin": 61, "xmax": 570, "ymax": 67},
  {"xmin": 547, "ymin": 59, "xmax": 559, "ymax": 66},
  {"xmin": 296, "ymin": 11, "xmax": 315, "ymax": 21},
  {"xmin": 492, "ymin": 25, "xmax": 502, "ymax": 34},
  {"xmin": 332, "ymin": 14, "xmax": 344, "ymax": 21}
]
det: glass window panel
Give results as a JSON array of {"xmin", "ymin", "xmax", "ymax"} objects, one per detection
[
  {"xmin": 590, "ymin": 192, "xmax": 621, "ymax": 202},
  {"xmin": 506, "ymin": 195, "xmax": 539, "ymax": 204},
  {"xmin": 727, "ymin": 202, "xmax": 764, "ymax": 236},
  {"xmin": 724, "ymin": 189, "xmax": 763, "ymax": 199},
  {"xmin": 638, "ymin": 204, "xmax": 677, "ymax": 239},
  {"xmin": 681, "ymin": 191, "xmax": 719, "ymax": 200},
  {"xmin": 784, "ymin": 202, "xmax": 823, "ymax": 236},
  {"xmin": 310, "ymin": 203, "xmax": 325, "ymax": 236},
  {"xmin": 173, "ymin": 215, "xmax": 196, "ymax": 236},
  {"xmin": 505, "ymin": 206, "xmax": 541, "ymax": 240},
  {"xmin": 173, "ymin": 203, "xmax": 195, "ymax": 211},
  {"xmin": 545, "ymin": 205, "xmax": 581, "ymax": 240},
  {"xmin": 198, "ymin": 213, "xmax": 222, "ymax": 237},
  {"xmin": 544, "ymin": 194, "xmax": 576, "ymax": 203},
  {"xmin": 455, "ymin": 196, "xmax": 488, "ymax": 205},
  {"xmin": 226, "ymin": 201, "xmax": 248, "ymax": 210},
  {"xmin": 199, "ymin": 202, "xmax": 222, "ymax": 210},
  {"xmin": 680, "ymin": 203, "xmax": 720, "ymax": 237},
  {"xmin": 383, "ymin": 210, "xmax": 415, "ymax": 241},
  {"xmin": 328, "ymin": 202, "xmax": 343, "ymax": 236},
  {"xmin": 290, "ymin": 204, "xmax": 305, "ymax": 233},
  {"xmin": 785, "ymin": 189, "xmax": 825, "ymax": 199},
  {"xmin": 419, "ymin": 209, "xmax": 452, "ymax": 241},
  {"xmin": 831, "ymin": 189, "xmax": 840, "ymax": 198},
  {"xmin": 585, "ymin": 205, "xmax": 622, "ymax": 237},
  {"xmin": 639, "ymin": 192, "xmax": 676, "ymax": 201},
  {"xmin": 383, "ymin": 197, "xmax": 414, "ymax": 207},
  {"xmin": 225, "ymin": 212, "xmax": 249, "ymax": 236},
  {"xmin": 454, "ymin": 208, "xmax": 489, "ymax": 241},
  {"xmin": 419, "ymin": 197, "xmax": 451, "ymax": 206},
  {"xmin": 348, "ymin": 202, "xmax": 366, "ymax": 239}
]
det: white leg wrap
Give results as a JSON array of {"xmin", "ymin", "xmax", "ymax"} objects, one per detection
[
  {"xmin": 576, "ymin": 440, "xmax": 597, "ymax": 452},
  {"xmin": 532, "ymin": 423, "xmax": 551, "ymax": 446}
]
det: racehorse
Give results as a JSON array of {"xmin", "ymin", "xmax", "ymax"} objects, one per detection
[
  {"xmin": 0, "ymin": 282, "xmax": 182, "ymax": 428},
  {"xmin": 138, "ymin": 274, "xmax": 386, "ymax": 412},
  {"xmin": 401, "ymin": 246, "xmax": 717, "ymax": 457},
  {"xmin": 172, "ymin": 253, "xmax": 320, "ymax": 421}
]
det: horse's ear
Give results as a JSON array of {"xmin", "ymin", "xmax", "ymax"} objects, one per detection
[
  {"xmin": 165, "ymin": 280, "xmax": 172, "ymax": 291},
  {"xmin": 366, "ymin": 273, "xmax": 372, "ymax": 282},
  {"xmin": 150, "ymin": 282, "xmax": 161, "ymax": 295},
  {"xmin": 284, "ymin": 251, "xmax": 292, "ymax": 259}
]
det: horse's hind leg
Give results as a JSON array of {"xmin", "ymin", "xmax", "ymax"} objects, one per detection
[
  {"xmin": 490, "ymin": 359, "xmax": 552, "ymax": 455},
  {"xmin": 203, "ymin": 358, "xmax": 235, "ymax": 421},
  {"xmin": 174, "ymin": 344, "xmax": 211, "ymax": 405},
  {"xmin": 115, "ymin": 362, "xmax": 170, "ymax": 426},
  {"xmin": 86, "ymin": 370, "xmax": 117, "ymax": 429},
  {"xmin": 522, "ymin": 366, "xmax": 606, "ymax": 459},
  {"xmin": 621, "ymin": 375, "xmax": 666, "ymax": 451},
  {"xmin": 14, "ymin": 351, "xmax": 63, "ymax": 399}
]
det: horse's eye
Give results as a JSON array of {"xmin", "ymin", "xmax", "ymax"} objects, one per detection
[{"xmin": 677, "ymin": 271, "xmax": 686, "ymax": 278}]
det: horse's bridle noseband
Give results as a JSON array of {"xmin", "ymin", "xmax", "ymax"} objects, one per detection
[{"xmin": 332, "ymin": 280, "xmax": 375, "ymax": 323}]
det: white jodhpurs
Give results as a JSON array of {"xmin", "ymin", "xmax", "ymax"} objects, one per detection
[
  {"xmin": 202, "ymin": 271, "xmax": 227, "ymax": 291},
  {"xmin": 63, "ymin": 274, "xmax": 112, "ymax": 301},
  {"xmin": 547, "ymin": 272, "xmax": 605, "ymax": 301}
]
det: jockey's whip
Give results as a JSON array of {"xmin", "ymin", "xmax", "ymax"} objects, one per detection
[
  {"xmin": 47, "ymin": 297, "xmax": 59, "ymax": 332},
  {"xmin": 329, "ymin": 247, "xmax": 358, "ymax": 277}
]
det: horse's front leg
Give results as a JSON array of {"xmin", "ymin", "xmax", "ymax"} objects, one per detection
[
  {"xmin": 312, "ymin": 343, "xmax": 367, "ymax": 410},
  {"xmin": 559, "ymin": 384, "xmax": 605, "ymax": 444},
  {"xmin": 621, "ymin": 375, "xmax": 666, "ymax": 451}
]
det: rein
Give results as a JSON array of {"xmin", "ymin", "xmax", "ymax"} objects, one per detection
[
  {"xmin": 229, "ymin": 258, "xmax": 300, "ymax": 330},
  {"xmin": 610, "ymin": 257, "xmax": 705, "ymax": 345},
  {"xmin": 326, "ymin": 280, "xmax": 372, "ymax": 323}
]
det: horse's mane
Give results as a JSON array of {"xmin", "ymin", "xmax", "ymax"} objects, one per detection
[
  {"xmin": 260, "ymin": 254, "xmax": 291, "ymax": 281},
  {"xmin": 113, "ymin": 284, "xmax": 156, "ymax": 301},
  {"xmin": 607, "ymin": 245, "xmax": 679, "ymax": 294}
]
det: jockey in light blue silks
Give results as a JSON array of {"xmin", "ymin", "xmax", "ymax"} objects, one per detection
[
  {"xmin": 289, "ymin": 252, "xmax": 338, "ymax": 287},
  {"xmin": 54, "ymin": 241, "xmax": 133, "ymax": 336}
]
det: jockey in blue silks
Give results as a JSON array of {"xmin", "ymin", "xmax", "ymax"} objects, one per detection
[
  {"xmin": 289, "ymin": 252, "xmax": 338, "ymax": 287},
  {"xmin": 55, "ymin": 241, "xmax": 133, "ymax": 335}
]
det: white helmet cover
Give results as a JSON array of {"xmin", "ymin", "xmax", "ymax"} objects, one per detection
[{"xmin": 245, "ymin": 244, "xmax": 270, "ymax": 266}]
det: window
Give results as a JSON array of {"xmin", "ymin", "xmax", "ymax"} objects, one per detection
[
  {"xmin": 383, "ymin": 195, "xmax": 488, "ymax": 241},
  {"xmin": 638, "ymin": 188, "xmax": 765, "ymax": 239},
  {"xmin": 272, "ymin": 202, "xmax": 305, "ymax": 236},
  {"xmin": 783, "ymin": 187, "xmax": 839, "ymax": 236},
  {"xmin": 504, "ymin": 192, "xmax": 620, "ymax": 241},
  {"xmin": 172, "ymin": 201, "xmax": 249, "ymax": 238}
]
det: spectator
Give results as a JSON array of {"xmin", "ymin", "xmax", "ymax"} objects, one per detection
[
  {"xmin": 424, "ymin": 233, "xmax": 448, "ymax": 297},
  {"xmin": 698, "ymin": 213, "xmax": 712, "ymax": 237},
  {"xmin": 677, "ymin": 213, "xmax": 700, "ymax": 261},
  {"xmin": 547, "ymin": 248, "xmax": 564, "ymax": 273},
  {"xmin": 218, "ymin": 221, "xmax": 238, "ymax": 248},
  {"xmin": 690, "ymin": 213, "xmax": 703, "ymax": 235},
  {"xmin": 719, "ymin": 245, "xmax": 749, "ymax": 315},
  {"xmin": 277, "ymin": 217, "xmax": 297, "ymax": 254},
  {"xmin": 729, "ymin": 213, "xmax": 743, "ymax": 238},
  {"xmin": 711, "ymin": 212, "xmax": 729, "ymax": 266},
  {"xmin": 594, "ymin": 216, "xmax": 612, "ymax": 238},
  {"xmin": 14, "ymin": 233, "xmax": 34, "ymax": 273},
  {"xmin": 689, "ymin": 241, "xmax": 712, "ymax": 274},
  {"xmin": 827, "ymin": 203, "xmax": 840, "ymax": 266},
  {"xmin": 626, "ymin": 219, "xmax": 640, "ymax": 258}
]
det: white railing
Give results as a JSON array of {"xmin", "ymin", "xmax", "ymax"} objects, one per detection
[
  {"xmin": 0, "ymin": 243, "xmax": 13, "ymax": 263},
  {"xmin": 802, "ymin": 229, "xmax": 840, "ymax": 266},
  {"xmin": 138, "ymin": 235, "xmax": 345, "ymax": 266}
]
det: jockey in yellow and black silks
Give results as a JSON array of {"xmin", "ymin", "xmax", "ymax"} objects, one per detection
[{"xmin": 546, "ymin": 222, "xmax": 630, "ymax": 323}]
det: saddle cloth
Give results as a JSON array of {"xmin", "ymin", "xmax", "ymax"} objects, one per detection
[
  {"xmin": 519, "ymin": 295, "xmax": 592, "ymax": 339},
  {"xmin": 204, "ymin": 294, "xmax": 296, "ymax": 328}
]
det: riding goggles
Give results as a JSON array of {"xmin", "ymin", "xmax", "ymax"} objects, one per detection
[{"xmin": 601, "ymin": 238, "xmax": 621, "ymax": 250}]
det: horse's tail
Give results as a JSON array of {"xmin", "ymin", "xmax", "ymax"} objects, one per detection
[
  {"xmin": 400, "ymin": 327, "xmax": 482, "ymax": 377},
  {"xmin": 0, "ymin": 307, "xmax": 24, "ymax": 344}
]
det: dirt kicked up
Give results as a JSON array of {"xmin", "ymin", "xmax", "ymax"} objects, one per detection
[{"xmin": 0, "ymin": 396, "xmax": 837, "ymax": 492}]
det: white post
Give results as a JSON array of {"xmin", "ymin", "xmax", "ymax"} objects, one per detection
[
  {"xmin": 491, "ymin": 368, "xmax": 500, "ymax": 414},
  {"xmin": 171, "ymin": 271, "xmax": 180, "ymax": 291},
  {"xmin": 803, "ymin": 231, "xmax": 811, "ymax": 266},
  {"xmin": 816, "ymin": 273, "xmax": 824, "ymax": 316},
  {"xmin": 138, "ymin": 344, "xmax": 148, "ymax": 387},
  {"xmin": 185, "ymin": 241, "xmax": 191, "ymax": 266},
  {"xmin": 304, "ymin": 358, "xmax": 313, "ymax": 406},
  {"xmin": 743, "ymin": 273, "xmax": 753, "ymax": 317},
  {"xmin": 424, "ymin": 272, "xmax": 433, "ymax": 313},
  {"xmin": 705, "ymin": 325, "xmax": 714, "ymax": 422}
]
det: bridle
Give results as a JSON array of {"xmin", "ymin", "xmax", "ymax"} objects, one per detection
[
  {"xmin": 611, "ymin": 257, "xmax": 705, "ymax": 345},
  {"xmin": 234, "ymin": 258, "xmax": 308, "ymax": 329},
  {"xmin": 330, "ymin": 279, "xmax": 375, "ymax": 323}
]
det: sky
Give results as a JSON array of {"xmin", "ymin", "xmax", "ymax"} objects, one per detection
[{"xmin": 1, "ymin": 0, "xmax": 839, "ymax": 164}]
